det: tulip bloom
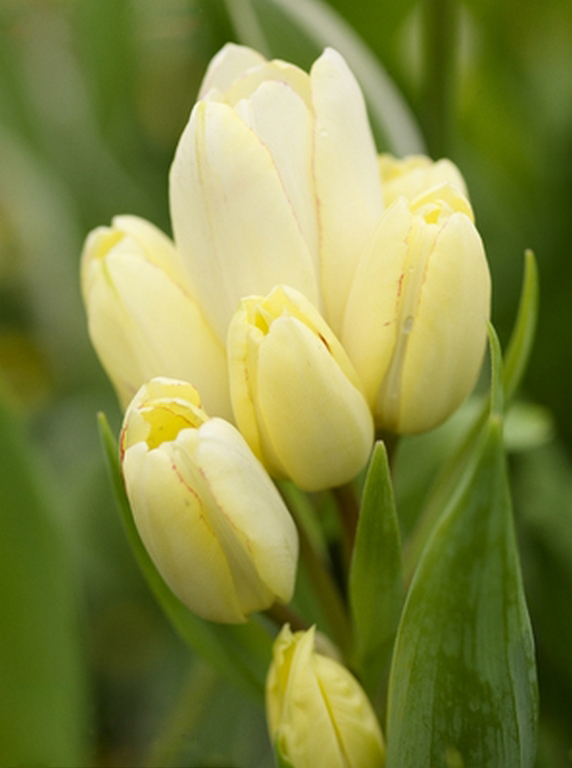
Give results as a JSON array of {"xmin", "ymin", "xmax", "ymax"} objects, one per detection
[
  {"xmin": 378, "ymin": 153, "xmax": 469, "ymax": 207},
  {"xmin": 343, "ymin": 184, "xmax": 491, "ymax": 434},
  {"xmin": 170, "ymin": 43, "xmax": 383, "ymax": 338},
  {"xmin": 227, "ymin": 285, "xmax": 374, "ymax": 491},
  {"xmin": 120, "ymin": 378, "xmax": 298, "ymax": 623},
  {"xmin": 266, "ymin": 625, "xmax": 386, "ymax": 768},
  {"xmin": 81, "ymin": 215, "xmax": 231, "ymax": 419}
]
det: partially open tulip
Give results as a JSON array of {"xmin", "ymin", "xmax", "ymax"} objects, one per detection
[
  {"xmin": 120, "ymin": 378, "xmax": 298, "ymax": 623},
  {"xmin": 379, "ymin": 153, "xmax": 469, "ymax": 207},
  {"xmin": 81, "ymin": 215, "xmax": 231, "ymax": 418},
  {"xmin": 170, "ymin": 44, "xmax": 383, "ymax": 339},
  {"xmin": 342, "ymin": 184, "xmax": 491, "ymax": 434},
  {"xmin": 227, "ymin": 285, "xmax": 374, "ymax": 491},
  {"xmin": 266, "ymin": 625, "xmax": 386, "ymax": 768}
]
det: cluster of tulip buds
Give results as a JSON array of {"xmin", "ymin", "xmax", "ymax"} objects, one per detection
[{"xmin": 81, "ymin": 42, "xmax": 491, "ymax": 766}]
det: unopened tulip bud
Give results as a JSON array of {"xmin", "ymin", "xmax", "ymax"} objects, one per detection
[
  {"xmin": 343, "ymin": 185, "xmax": 491, "ymax": 434},
  {"xmin": 81, "ymin": 215, "xmax": 231, "ymax": 418},
  {"xmin": 266, "ymin": 625, "xmax": 386, "ymax": 768},
  {"xmin": 120, "ymin": 378, "xmax": 298, "ymax": 623},
  {"xmin": 227, "ymin": 286, "xmax": 374, "ymax": 491},
  {"xmin": 379, "ymin": 153, "xmax": 469, "ymax": 207}
]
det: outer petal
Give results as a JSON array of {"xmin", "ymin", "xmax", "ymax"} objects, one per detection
[
  {"xmin": 228, "ymin": 286, "xmax": 373, "ymax": 491},
  {"xmin": 193, "ymin": 418, "xmax": 298, "ymax": 606},
  {"xmin": 311, "ymin": 48, "xmax": 384, "ymax": 334},
  {"xmin": 395, "ymin": 212, "xmax": 490, "ymax": 433},
  {"xmin": 342, "ymin": 198, "xmax": 413, "ymax": 407},
  {"xmin": 169, "ymin": 101, "xmax": 319, "ymax": 340},
  {"xmin": 267, "ymin": 627, "xmax": 345, "ymax": 768},
  {"xmin": 314, "ymin": 654, "xmax": 386, "ymax": 768},
  {"xmin": 198, "ymin": 43, "xmax": 267, "ymax": 99},
  {"xmin": 122, "ymin": 440, "xmax": 248, "ymax": 623},
  {"xmin": 81, "ymin": 218, "xmax": 231, "ymax": 417},
  {"xmin": 234, "ymin": 80, "xmax": 319, "ymax": 266}
]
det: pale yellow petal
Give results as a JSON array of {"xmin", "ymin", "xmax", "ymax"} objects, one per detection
[
  {"xmin": 123, "ymin": 442, "xmax": 247, "ymax": 623},
  {"xmin": 82, "ymin": 228, "xmax": 231, "ymax": 417},
  {"xmin": 311, "ymin": 48, "xmax": 383, "ymax": 334},
  {"xmin": 342, "ymin": 198, "xmax": 413, "ymax": 407},
  {"xmin": 198, "ymin": 43, "xmax": 266, "ymax": 99},
  {"xmin": 169, "ymin": 100, "xmax": 319, "ymax": 340},
  {"xmin": 395, "ymin": 212, "xmax": 491, "ymax": 433},
  {"xmin": 193, "ymin": 418, "xmax": 298, "ymax": 605},
  {"xmin": 234, "ymin": 80, "xmax": 319, "ymax": 265}
]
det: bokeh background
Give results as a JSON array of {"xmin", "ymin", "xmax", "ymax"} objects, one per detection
[{"xmin": 0, "ymin": 0, "xmax": 571, "ymax": 766}]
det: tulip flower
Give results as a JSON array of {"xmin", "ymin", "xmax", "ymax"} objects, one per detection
[
  {"xmin": 170, "ymin": 43, "xmax": 383, "ymax": 339},
  {"xmin": 227, "ymin": 285, "xmax": 374, "ymax": 491},
  {"xmin": 120, "ymin": 377, "xmax": 298, "ymax": 623},
  {"xmin": 342, "ymin": 184, "xmax": 491, "ymax": 434},
  {"xmin": 379, "ymin": 153, "xmax": 469, "ymax": 207},
  {"xmin": 266, "ymin": 625, "xmax": 386, "ymax": 768},
  {"xmin": 81, "ymin": 215, "xmax": 232, "ymax": 419}
]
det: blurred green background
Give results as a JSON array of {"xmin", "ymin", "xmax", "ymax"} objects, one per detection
[{"xmin": 0, "ymin": 0, "xmax": 571, "ymax": 765}]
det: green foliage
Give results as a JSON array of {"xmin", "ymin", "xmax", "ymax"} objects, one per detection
[
  {"xmin": 349, "ymin": 442, "xmax": 403, "ymax": 698},
  {"xmin": 386, "ymin": 337, "xmax": 538, "ymax": 767},
  {"xmin": 0, "ymin": 392, "xmax": 89, "ymax": 767}
]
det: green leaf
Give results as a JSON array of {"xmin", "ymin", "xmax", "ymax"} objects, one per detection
[
  {"xmin": 503, "ymin": 250, "xmax": 539, "ymax": 403},
  {"xmin": 349, "ymin": 442, "xmax": 403, "ymax": 696},
  {"xmin": 385, "ymin": 373, "xmax": 538, "ymax": 766},
  {"xmin": 227, "ymin": 0, "xmax": 425, "ymax": 155},
  {"xmin": 98, "ymin": 412, "xmax": 272, "ymax": 702},
  {"xmin": 0, "ymin": 394, "xmax": 89, "ymax": 767}
]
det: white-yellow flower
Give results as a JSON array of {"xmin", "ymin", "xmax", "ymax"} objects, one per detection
[
  {"xmin": 343, "ymin": 184, "xmax": 491, "ymax": 434},
  {"xmin": 81, "ymin": 215, "xmax": 231, "ymax": 418},
  {"xmin": 120, "ymin": 377, "xmax": 298, "ymax": 623},
  {"xmin": 266, "ymin": 625, "xmax": 386, "ymax": 768},
  {"xmin": 170, "ymin": 43, "xmax": 383, "ymax": 339},
  {"xmin": 227, "ymin": 285, "xmax": 374, "ymax": 491}
]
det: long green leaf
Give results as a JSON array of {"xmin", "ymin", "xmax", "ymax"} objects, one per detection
[
  {"xmin": 385, "ymin": 341, "xmax": 538, "ymax": 767},
  {"xmin": 98, "ymin": 412, "xmax": 272, "ymax": 702},
  {"xmin": 0, "ymin": 394, "xmax": 88, "ymax": 767},
  {"xmin": 349, "ymin": 442, "xmax": 402, "ymax": 697}
]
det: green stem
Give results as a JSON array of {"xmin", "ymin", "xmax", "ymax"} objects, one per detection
[
  {"xmin": 332, "ymin": 483, "xmax": 360, "ymax": 567},
  {"xmin": 420, "ymin": 0, "xmax": 459, "ymax": 157},
  {"xmin": 145, "ymin": 658, "xmax": 217, "ymax": 768},
  {"xmin": 264, "ymin": 602, "xmax": 309, "ymax": 633}
]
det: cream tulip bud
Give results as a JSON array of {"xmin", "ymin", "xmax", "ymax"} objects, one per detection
[
  {"xmin": 81, "ymin": 215, "xmax": 231, "ymax": 419},
  {"xmin": 227, "ymin": 286, "xmax": 374, "ymax": 492},
  {"xmin": 343, "ymin": 184, "xmax": 491, "ymax": 434},
  {"xmin": 120, "ymin": 378, "xmax": 298, "ymax": 623},
  {"xmin": 266, "ymin": 625, "xmax": 386, "ymax": 768},
  {"xmin": 379, "ymin": 153, "xmax": 469, "ymax": 207}
]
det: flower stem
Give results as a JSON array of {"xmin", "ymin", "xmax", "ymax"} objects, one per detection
[
  {"xmin": 420, "ymin": 0, "xmax": 459, "ymax": 157},
  {"xmin": 264, "ymin": 602, "xmax": 309, "ymax": 633}
]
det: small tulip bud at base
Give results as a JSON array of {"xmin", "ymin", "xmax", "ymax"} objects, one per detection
[
  {"xmin": 120, "ymin": 378, "xmax": 298, "ymax": 623},
  {"xmin": 266, "ymin": 625, "xmax": 386, "ymax": 768}
]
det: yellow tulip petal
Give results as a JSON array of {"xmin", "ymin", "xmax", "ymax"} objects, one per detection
[
  {"xmin": 169, "ymin": 101, "xmax": 319, "ymax": 340},
  {"xmin": 311, "ymin": 48, "xmax": 383, "ymax": 334},
  {"xmin": 123, "ymin": 441, "xmax": 247, "ymax": 623},
  {"xmin": 81, "ymin": 224, "xmax": 231, "ymax": 417},
  {"xmin": 342, "ymin": 198, "xmax": 413, "ymax": 406},
  {"xmin": 198, "ymin": 42, "xmax": 266, "ymax": 99},
  {"xmin": 397, "ymin": 212, "xmax": 491, "ymax": 433},
  {"xmin": 234, "ymin": 80, "xmax": 319, "ymax": 267},
  {"xmin": 193, "ymin": 418, "xmax": 298, "ymax": 605}
]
